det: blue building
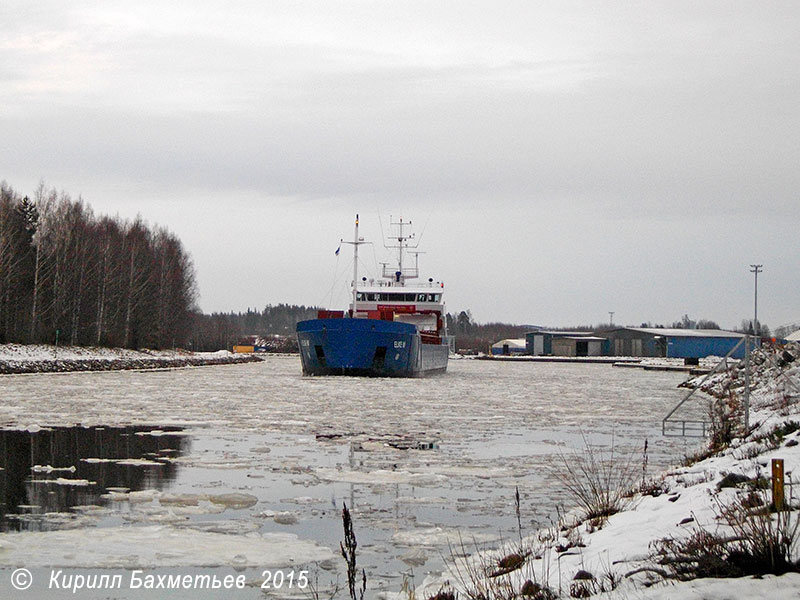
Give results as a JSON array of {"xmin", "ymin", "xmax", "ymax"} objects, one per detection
[{"xmin": 603, "ymin": 328, "xmax": 750, "ymax": 359}]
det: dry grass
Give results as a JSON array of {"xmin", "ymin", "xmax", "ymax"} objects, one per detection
[
  {"xmin": 441, "ymin": 488, "xmax": 558, "ymax": 600},
  {"xmin": 707, "ymin": 391, "xmax": 743, "ymax": 452},
  {"xmin": 653, "ymin": 488, "xmax": 800, "ymax": 580},
  {"xmin": 340, "ymin": 503, "xmax": 367, "ymax": 600},
  {"xmin": 550, "ymin": 432, "xmax": 639, "ymax": 522}
]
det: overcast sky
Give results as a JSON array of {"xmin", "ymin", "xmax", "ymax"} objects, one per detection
[{"xmin": 2, "ymin": 1, "xmax": 798, "ymax": 330}]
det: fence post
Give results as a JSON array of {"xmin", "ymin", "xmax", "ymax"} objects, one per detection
[
  {"xmin": 772, "ymin": 458, "xmax": 785, "ymax": 511},
  {"xmin": 744, "ymin": 335, "xmax": 751, "ymax": 432}
]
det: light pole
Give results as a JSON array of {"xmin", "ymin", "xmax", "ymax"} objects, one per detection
[
  {"xmin": 608, "ymin": 311, "xmax": 614, "ymax": 327},
  {"xmin": 750, "ymin": 264, "xmax": 762, "ymax": 335}
]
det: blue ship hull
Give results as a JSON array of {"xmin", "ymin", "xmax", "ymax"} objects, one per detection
[{"xmin": 296, "ymin": 318, "xmax": 448, "ymax": 377}]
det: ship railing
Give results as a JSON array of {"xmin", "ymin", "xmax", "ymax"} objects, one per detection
[
  {"xmin": 366, "ymin": 280, "xmax": 443, "ymax": 289},
  {"xmin": 420, "ymin": 331, "xmax": 442, "ymax": 345},
  {"xmin": 662, "ymin": 419, "xmax": 710, "ymax": 438},
  {"xmin": 317, "ymin": 310, "xmax": 345, "ymax": 319},
  {"xmin": 381, "ymin": 266, "xmax": 419, "ymax": 279}
]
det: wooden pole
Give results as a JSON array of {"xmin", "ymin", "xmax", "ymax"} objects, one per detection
[{"xmin": 772, "ymin": 458, "xmax": 785, "ymax": 511}]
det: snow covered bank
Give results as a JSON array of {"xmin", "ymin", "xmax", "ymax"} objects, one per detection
[
  {"xmin": 417, "ymin": 343, "xmax": 800, "ymax": 600},
  {"xmin": 0, "ymin": 344, "xmax": 261, "ymax": 374}
]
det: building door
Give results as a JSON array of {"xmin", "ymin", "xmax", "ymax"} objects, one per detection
[
  {"xmin": 631, "ymin": 338, "xmax": 643, "ymax": 357},
  {"xmin": 614, "ymin": 339, "xmax": 624, "ymax": 356},
  {"xmin": 533, "ymin": 335, "xmax": 544, "ymax": 356}
]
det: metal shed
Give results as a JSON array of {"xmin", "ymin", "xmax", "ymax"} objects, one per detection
[
  {"xmin": 491, "ymin": 338, "xmax": 527, "ymax": 355},
  {"xmin": 525, "ymin": 331, "xmax": 599, "ymax": 356},
  {"xmin": 551, "ymin": 335, "xmax": 606, "ymax": 357},
  {"xmin": 603, "ymin": 328, "xmax": 749, "ymax": 359}
]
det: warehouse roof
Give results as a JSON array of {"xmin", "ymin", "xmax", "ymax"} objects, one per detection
[
  {"xmin": 624, "ymin": 328, "xmax": 745, "ymax": 338},
  {"xmin": 528, "ymin": 330, "xmax": 597, "ymax": 336},
  {"xmin": 491, "ymin": 338, "xmax": 527, "ymax": 349}
]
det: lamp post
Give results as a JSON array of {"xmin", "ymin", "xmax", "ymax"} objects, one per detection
[{"xmin": 750, "ymin": 264, "xmax": 762, "ymax": 335}]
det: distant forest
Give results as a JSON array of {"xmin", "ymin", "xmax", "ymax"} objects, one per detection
[
  {"xmin": 0, "ymin": 182, "xmax": 196, "ymax": 348},
  {"xmin": 191, "ymin": 305, "xmax": 320, "ymax": 351},
  {"xmin": 446, "ymin": 310, "xmax": 528, "ymax": 354}
]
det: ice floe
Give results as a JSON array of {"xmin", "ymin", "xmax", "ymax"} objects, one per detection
[
  {"xmin": 207, "ymin": 493, "xmax": 259, "ymax": 509},
  {"xmin": 0, "ymin": 525, "xmax": 335, "ymax": 568},
  {"xmin": 315, "ymin": 467, "xmax": 447, "ymax": 486}
]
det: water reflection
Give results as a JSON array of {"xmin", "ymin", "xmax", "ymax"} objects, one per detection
[{"xmin": 0, "ymin": 425, "xmax": 188, "ymax": 531}]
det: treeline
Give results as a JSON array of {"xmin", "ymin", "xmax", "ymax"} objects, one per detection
[
  {"xmin": 445, "ymin": 310, "xmax": 530, "ymax": 353},
  {"xmin": 191, "ymin": 305, "xmax": 320, "ymax": 351},
  {"xmin": 608, "ymin": 315, "xmax": 771, "ymax": 337},
  {"xmin": 0, "ymin": 182, "xmax": 196, "ymax": 348},
  {"xmin": 546, "ymin": 315, "xmax": 769, "ymax": 335}
]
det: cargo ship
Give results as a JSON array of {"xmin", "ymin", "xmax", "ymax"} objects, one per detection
[{"xmin": 296, "ymin": 215, "xmax": 450, "ymax": 377}]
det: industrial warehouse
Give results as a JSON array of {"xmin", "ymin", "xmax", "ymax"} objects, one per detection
[{"xmin": 491, "ymin": 327, "xmax": 755, "ymax": 360}]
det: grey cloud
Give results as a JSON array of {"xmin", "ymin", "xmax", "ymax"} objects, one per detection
[{"xmin": 2, "ymin": 1, "xmax": 799, "ymax": 327}]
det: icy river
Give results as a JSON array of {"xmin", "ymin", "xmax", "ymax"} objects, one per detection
[{"xmin": 0, "ymin": 356, "xmax": 705, "ymax": 599}]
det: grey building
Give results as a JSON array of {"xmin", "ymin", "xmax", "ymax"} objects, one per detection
[
  {"xmin": 551, "ymin": 335, "xmax": 606, "ymax": 357},
  {"xmin": 526, "ymin": 331, "xmax": 604, "ymax": 357}
]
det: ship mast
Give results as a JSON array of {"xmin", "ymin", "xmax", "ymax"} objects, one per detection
[
  {"xmin": 341, "ymin": 214, "xmax": 367, "ymax": 314},
  {"xmin": 397, "ymin": 218, "xmax": 404, "ymax": 283},
  {"xmin": 384, "ymin": 216, "xmax": 417, "ymax": 285},
  {"xmin": 352, "ymin": 215, "xmax": 359, "ymax": 310}
]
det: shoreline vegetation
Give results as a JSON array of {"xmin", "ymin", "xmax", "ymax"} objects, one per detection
[{"xmin": 0, "ymin": 183, "xmax": 197, "ymax": 351}]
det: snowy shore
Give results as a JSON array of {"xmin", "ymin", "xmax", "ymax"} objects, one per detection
[
  {"xmin": 415, "ymin": 343, "xmax": 800, "ymax": 600},
  {"xmin": 0, "ymin": 343, "xmax": 261, "ymax": 374}
]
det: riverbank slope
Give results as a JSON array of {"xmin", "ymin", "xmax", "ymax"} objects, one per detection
[{"xmin": 0, "ymin": 343, "xmax": 261, "ymax": 374}]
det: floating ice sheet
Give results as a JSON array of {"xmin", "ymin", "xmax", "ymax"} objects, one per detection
[
  {"xmin": 315, "ymin": 467, "xmax": 447, "ymax": 486},
  {"xmin": 391, "ymin": 526, "xmax": 500, "ymax": 547},
  {"xmin": 0, "ymin": 356, "xmax": 707, "ymax": 592},
  {"xmin": 0, "ymin": 525, "xmax": 335, "ymax": 568}
]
